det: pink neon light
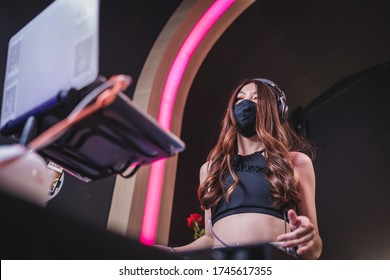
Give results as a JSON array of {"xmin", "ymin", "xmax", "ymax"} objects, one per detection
[{"xmin": 140, "ymin": 0, "xmax": 236, "ymax": 245}]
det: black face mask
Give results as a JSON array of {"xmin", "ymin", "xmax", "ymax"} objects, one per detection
[{"xmin": 233, "ymin": 99, "xmax": 257, "ymax": 138}]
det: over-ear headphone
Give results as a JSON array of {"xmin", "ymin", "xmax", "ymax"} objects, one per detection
[{"xmin": 253, "ymin": 78, "xmax": 289, "ymax": 123}]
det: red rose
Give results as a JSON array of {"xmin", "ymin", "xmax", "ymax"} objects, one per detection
[
  {"xmin": 186, "ymin": 213, "xmax": 204, "ymax": 228},
  {"xmin": 186, "ymin": 213, "xmax": 205, "ymax": 240}
]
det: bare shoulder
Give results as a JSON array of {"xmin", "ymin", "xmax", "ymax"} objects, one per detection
[
  {"xmin": 199, "ymin": 161, "xmax": 210, "ymax": 183},
  {"xmin": 200, "ymin": 161, "xmax": 210, "ymax": 174},
  {"xmin": 289, "ymin": 151, "xmax": 313, "ymax": 169},
  {"xmin": 289, "ymin": 151, "xmax": 315, "ymax": 188}
]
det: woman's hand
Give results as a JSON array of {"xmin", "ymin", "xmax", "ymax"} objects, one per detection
[
  {"xmin": 154, "ymin": 244, "xmax": 175, "ymax": 253},
  {"xmin": 277, "ymin": 209, "xmax": 318, "ymax": 257}
]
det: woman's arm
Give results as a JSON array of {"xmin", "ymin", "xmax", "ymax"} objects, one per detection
[
  {"xmin": 172, "ymin": 209, "xmax": 214, "ymax": 252},
  {"xmin": 166, "ymin": 162, "xmax": 214, "ymax": 253},
  {"xmin": 277, "ymin": 152, "xmax": 322, "ymax": 259}
]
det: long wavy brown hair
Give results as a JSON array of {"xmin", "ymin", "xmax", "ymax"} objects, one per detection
[{"xmin": 197, "ymin": 79, "xmax": 314, "ymax": 212}]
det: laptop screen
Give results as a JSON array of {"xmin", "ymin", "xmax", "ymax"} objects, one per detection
[{"xmin": 1, "ymin": 0, "xmax": 99, "ymax": 131}]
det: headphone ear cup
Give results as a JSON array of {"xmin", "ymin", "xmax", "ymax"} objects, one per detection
[
  {"xmin": 283, "ymin": 104, "xmax": 289, "ymax": 122},
  {"xmin": 277, "ymin": 100, "xmax": 283, "ymax": 122},
  {"xmin": 278, "ymin": 97, "xmax": 288, "ymax": 123}
]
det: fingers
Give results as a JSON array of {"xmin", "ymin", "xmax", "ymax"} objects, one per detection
[
  {"xmin": 287, "ymin": 209, "xmax": 300, "ymax": 228},
  {"xmin": 296, "ymin": 242, "xmax": 313, "ymax": 256},
  {"xmin": 279, "ymin": 230, "xmax": 315, "ymax": 248},
  {"xmin": 277, "ymin": 212, "xmax": 316, "ymax": 255},
  {"xmin": 277, "ymin": 223, "xmax": 314, "ymax": 243}
]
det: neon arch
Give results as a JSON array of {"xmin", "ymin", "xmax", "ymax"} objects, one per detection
[{"xmin": 108, "ymin": 0, "xmax": 255, "ymax": 246}]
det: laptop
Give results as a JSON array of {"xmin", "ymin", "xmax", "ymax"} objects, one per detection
[
  {"xmin": 2, "ymin": 0, "xmax": 99, "ymax": 131},
  {"xmin": 1, "ymin": 0, "xmax": 185, "ymax": 181}
]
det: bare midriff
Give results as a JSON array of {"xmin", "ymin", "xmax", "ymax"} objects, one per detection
[{"xmin": 211, "ymin": 213, "xmax": 290, "ymax": 248}]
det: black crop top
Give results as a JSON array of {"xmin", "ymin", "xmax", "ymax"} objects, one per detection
[{"xmin": 211, "ymin": 150, "xmax": 285, "ymax": 224}]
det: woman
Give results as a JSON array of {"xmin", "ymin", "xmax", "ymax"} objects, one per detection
[{"xmin": 172, "ymin": 78, "xmax": 322, "ymax": 259}]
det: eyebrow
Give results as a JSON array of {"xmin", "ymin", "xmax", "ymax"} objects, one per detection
[{"xmin": 238, "ymin": 91, "xmax": 257, "ymax": 95}]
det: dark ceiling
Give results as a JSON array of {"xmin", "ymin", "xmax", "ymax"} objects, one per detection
[{"xmin": 190, "ymin": 0, "xmax": 390, "ymax": 111}]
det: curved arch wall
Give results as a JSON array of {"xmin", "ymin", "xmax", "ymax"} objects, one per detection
[{"xmin": 108, "ymin": 0, "xmax": 255, "ymax": 245}]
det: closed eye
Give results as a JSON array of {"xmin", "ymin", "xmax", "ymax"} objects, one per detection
[
  {"xmin": 235, "ymin": 98, "xmax": 243, "ymax": 104},
  {"xmin": 235, "ymin": 93, "xmax": 244, "ymax": 104}
]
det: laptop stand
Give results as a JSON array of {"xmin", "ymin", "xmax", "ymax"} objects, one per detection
[{"xmin": 3, "ymin": 75, "xmax": 185, "ymax": 182}]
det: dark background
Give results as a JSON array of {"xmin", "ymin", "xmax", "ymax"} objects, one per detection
[{"xmin": 1, "ymin": 0, "xmax": 390, "ymax": 259}]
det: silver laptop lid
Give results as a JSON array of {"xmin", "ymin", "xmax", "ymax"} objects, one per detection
[{"xmin": 1, "ymin": 0, "xmax": 99, "ymax": 129}]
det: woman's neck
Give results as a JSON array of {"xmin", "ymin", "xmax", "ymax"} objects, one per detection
[{"xmin": 237, "ymin": 134, "xmax": 264, "ymax": 156}]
